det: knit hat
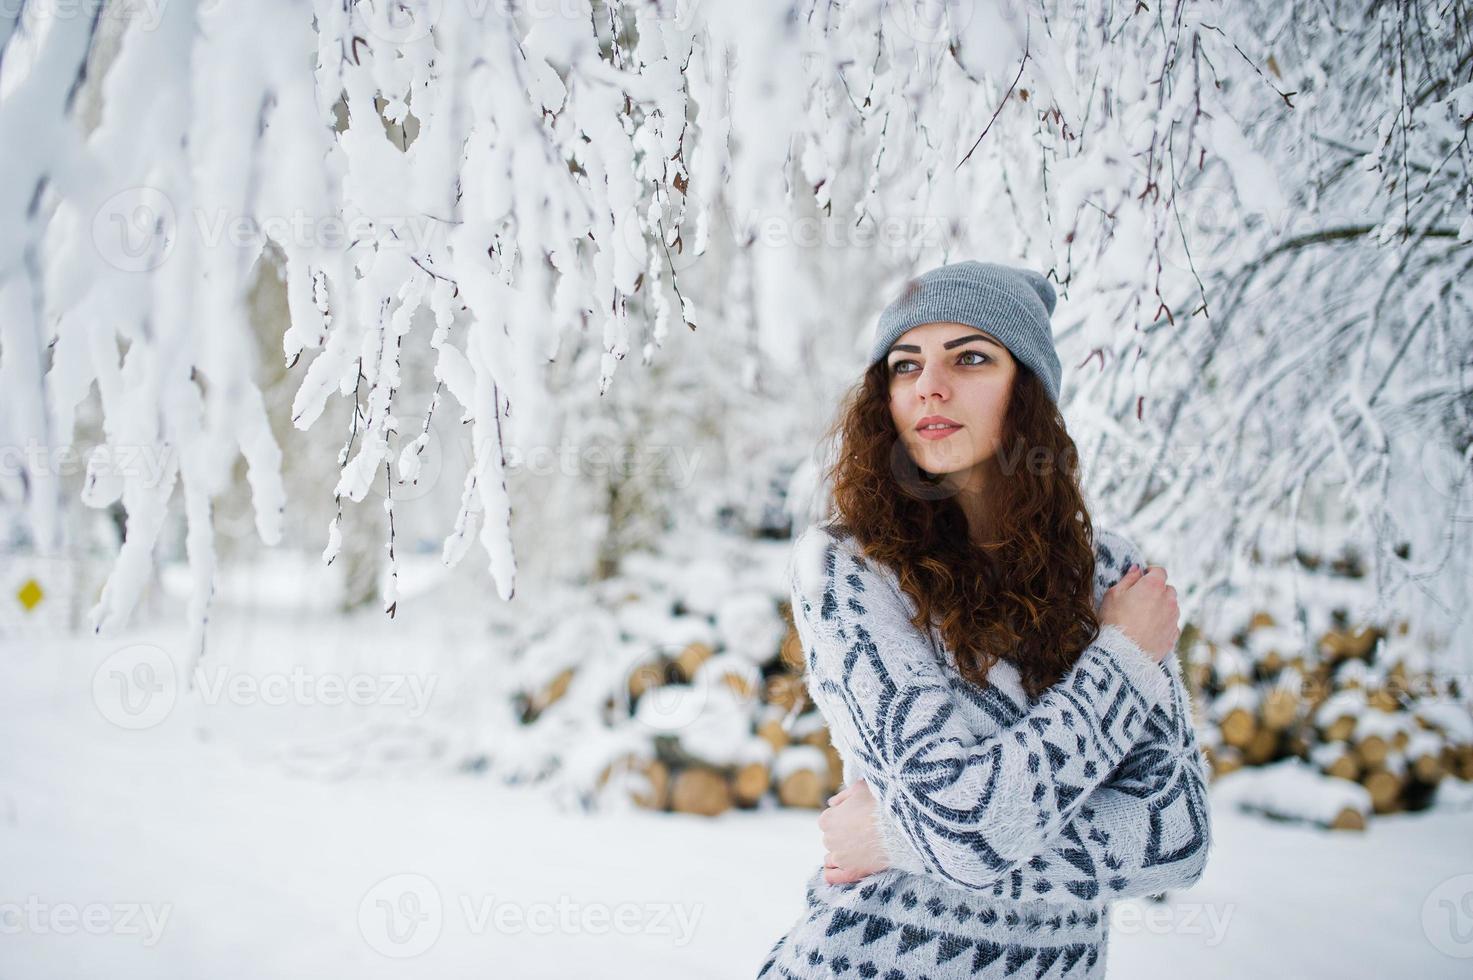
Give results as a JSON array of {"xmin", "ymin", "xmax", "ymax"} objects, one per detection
[{"xmin": 869, "ymin": 260, "xmax": 1063, "ymax": 404}]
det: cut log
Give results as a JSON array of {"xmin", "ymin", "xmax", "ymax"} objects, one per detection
[
  {"xmin": 1362, "ymin": 767, "xmax": 1405, "ymax": 814},
  {"xmin": 798, "ymin": 725, "xmax": 832, "ymax": 750},
  {"xmin": 732, "ymin": 761, "xmax": 772, "ymax": 808},
  {"xmin": 1262, "ymin": 686, "xmax": 1300, "ymax": 731},
  {"xmin": 1311, "ymin": 741, "xmax": 1360, "ymax": 782},
  {"xmin": 822, "ymin": 744, "xmax": 845, "ymax": 793},
  {"xmin": 763, "ymin": 672, "xmax": 808, "ymax": 711},
  {"xmin": 1206, "ymin": 744, "xmax": 1244, "ymax": 777},
  {"xmin": 756, "ymin": 716, "xmax": 790, "ymax": 753},
  {"xmin": 1220, "ymin": 707, "xmax": 1256, "ymax": 749},
  {"xmin": 774, "ymin": 745, "xmax": 829, "ymax": 809},
  {"xmin": 606, "ymin": 757, "xmax": 666, "ymax": 811},
  {"xmin": 1356, "ymin": 734, "xmax": 1388, "ymax": 768},
  {"xmin": 671, "ymin": 765, "xmax": 733, "ymax": 816},
  {"xmin": 779, "ymin": 627, "xmax": 806, "ymax": 671},
  {"xmin": 1411, "ymin": 751, "xmax": 1444, "ymax": 784},
  {"xmin": 778, "ymin": 769, "xmax": 825, "ymax": 809},
  {"xmin": 1314, "ymin": 688, "xmax": 1366, "ymax": 742},
  {"xmin": 529, "ymin": 667, "xmax": 575, "ymax": 716},
  {"xmin": 672, "ymin": 641, "xmax": 715, "ymax": 683},
  {"xmin": 1244, "ymin": 726, "xmax": 1280, "ymax": 765},
  {"xmin": 1320, "ymin": 625, "xmax": 1381, "ymax": 663},
  {"xmin": 627, "ymin": 659, "xmax": 665, "ymax": 700},
  {"xmin": 1447, "ymin": 743, "xmax": 1472, "ymax": 781},
  {"xmin": 695, "ymin": 653, "xmax": 761, "ymax": 702},
  {"xmin": 1367, "ymin": 687, "xmax": 1400, "ymax": 712}
]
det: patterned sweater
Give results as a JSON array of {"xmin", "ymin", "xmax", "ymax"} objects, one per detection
[{"xmin": 756, "ymin": 524, "xmax": 1214, "ymax": 980}]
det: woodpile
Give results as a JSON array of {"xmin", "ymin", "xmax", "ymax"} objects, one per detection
[
  {"xmin": 587, "ymin": 590, "xmax": 843, "ymax": 816},
  {"xmin": 1194, "ymin": 550, "xmax": 1473, "ymax": 827},
  {"xmin": 560, "ymin": 535, "xmax": 1473, "ymax": 828}
]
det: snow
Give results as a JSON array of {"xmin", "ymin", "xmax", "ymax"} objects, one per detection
[
  {"xmin": 1210, "ymin": 682, "xmax": 1261, "ymax": 715},
  {"xmin": 1418, "ymin": 703, "xmax": 1473, "ymax": 743},
  {"xmin": 1213, "ymin": 757, "xmax": 1372, "ymax": 825},
  {"xmin": 712, "ymin": 591, "xmax": 786, "ymax": 665},
  {"xmin": 1356, "ymin": 707, "xmax": 1413, "ymax": 741},
  {"xmin": 771, "ymin": 744, "xmax": 828, "ymax": 782},
  {"xmin": 2, "ymin": 0, "xmax": 1467, "ymax": 689},
  {"xmin": 2, "ymin": 3, "xmax": 1471, "ymax": 976},
  {"xmin": 669, "ymin": 688, "xmax": 753, "ymax": 768},
  {"xmin": 615, "ymin": 602, "xmax": 714, "ymax": 651},
  {"xmin": 4, "ymin": 597, "xmax": 1473, "ymax": 979},
  {"xmin": 1315, "ymin": 687, "xmax": 1368, "ymax": 726},
  {"xmin": 693, "ymin": 652, "xmax": 761, "ymax": 699}
]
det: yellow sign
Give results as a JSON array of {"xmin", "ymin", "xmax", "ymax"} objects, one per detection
[{"xmin": 17, "ymin": 578, "xmax": 43, "ymax": 612}]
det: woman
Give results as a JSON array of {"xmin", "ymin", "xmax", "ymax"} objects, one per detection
[{"xmin": 756, "ymin": 261, "xmax": 1213, "ymax": 979}]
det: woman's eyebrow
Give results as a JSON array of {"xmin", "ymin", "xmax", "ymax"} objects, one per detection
[{"xmin": 888, "ymin": 333, "xmax": 1003, "ymax": 355}]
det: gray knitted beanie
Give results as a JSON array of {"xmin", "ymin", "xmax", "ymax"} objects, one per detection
[{"xmin": 869, "ymin": 260, "xmax": 1063, "ymax": 404}]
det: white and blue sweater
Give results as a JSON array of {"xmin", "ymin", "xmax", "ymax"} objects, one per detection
[{"xmin": 756, "ymin": 524, "xmax": 1214, "ymax": 979}]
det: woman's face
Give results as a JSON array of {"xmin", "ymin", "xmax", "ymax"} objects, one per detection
[{"xmin": 885, "ymin": 320, "xmax": 1016, "ymax": 482}]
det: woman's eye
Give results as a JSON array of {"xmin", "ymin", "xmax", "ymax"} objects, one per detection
[{"xmin": 891, "ymin": 352, "xmax": 989, "ymax": 375}]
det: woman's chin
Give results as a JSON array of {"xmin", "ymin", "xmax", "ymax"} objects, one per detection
[{"xmin": 916, "ymin": 455, "xmax": 978, "ymax": 478}]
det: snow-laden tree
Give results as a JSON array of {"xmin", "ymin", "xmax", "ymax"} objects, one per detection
[{"xmin": 1, "ymin": 0, "xmax": 1469, "ymax": 676}]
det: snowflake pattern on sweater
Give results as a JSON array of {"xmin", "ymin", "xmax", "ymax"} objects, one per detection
[{"xmin": 755, "ymin": 524, "xmax": 1214, "ymax": 980}]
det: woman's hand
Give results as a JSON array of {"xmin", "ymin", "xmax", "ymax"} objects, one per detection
[
  {"xmin": 1099, "ymin": 562, "xmax": 1180, "ymax": 663},
  {"xmin": 817, "ymin": 779, "xmax": 891, "ymax": 885}
]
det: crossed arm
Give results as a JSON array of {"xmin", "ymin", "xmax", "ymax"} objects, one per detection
[{"xmin": 792, "ymin": 526, "xmax": 1213, "ymax": 902}]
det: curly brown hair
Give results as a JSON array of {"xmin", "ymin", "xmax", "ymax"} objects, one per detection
[{"xmin": 817, "ymin": 357, "xmax": 1102, "ymax": 703}]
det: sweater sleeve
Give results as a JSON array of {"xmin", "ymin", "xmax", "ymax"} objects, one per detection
[
  {"xmin": 1095, "ymin": 528, "xmax": 1186, "ymax": 757},
  {"xmin": 872, "ymin": 652, "xmax": 1214, "ymax": 900},
  {"xmin": 1050, "ymin": 668, "xmax": 1215, "ymax": 900},
  {"xmin": 791, "ymin": 525, "xmax": 1174, "ymax": 893},
  {"xmin": 868, "ymin": 527, "xmax": 1213, "ymax": 899}
]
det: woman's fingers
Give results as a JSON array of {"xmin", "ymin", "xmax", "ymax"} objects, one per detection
[
  {"xmin": 824, "ymin": 863, "xmax": 865, "ymax": 885},
  {"xmin": 1120, "ymin": 563, "xmax": 1175, "ymax": 589}
]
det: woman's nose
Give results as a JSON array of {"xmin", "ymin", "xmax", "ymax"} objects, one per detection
[{"xmin": 915, "ymin": 361, "xmax": 950, "ymax": 401}]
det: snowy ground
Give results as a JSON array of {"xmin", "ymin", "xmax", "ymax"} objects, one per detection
[{"xmin": 3, "ymin": 584, "xmax": 1473, "ymax": 979}]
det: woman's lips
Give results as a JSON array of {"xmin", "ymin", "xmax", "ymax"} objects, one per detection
[{"xmin": 916, "ymin": 423, "xmax": 963, "ymax": 441}]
